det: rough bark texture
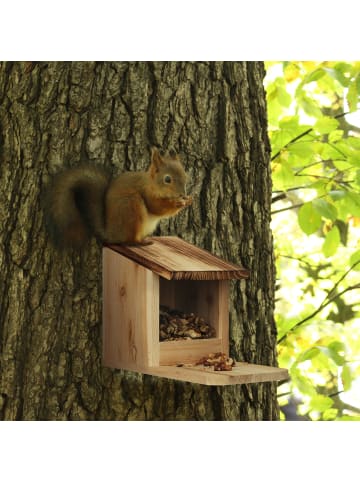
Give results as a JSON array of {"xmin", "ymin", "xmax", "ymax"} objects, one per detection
[{"xmin": 0, "ymin": 61, "xmax": 277, "ymax": 420}]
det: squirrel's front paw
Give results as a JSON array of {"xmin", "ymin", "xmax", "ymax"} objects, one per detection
[{"xmin": 176, "ymin": 195, "xmax": 192, "ymax": 208}]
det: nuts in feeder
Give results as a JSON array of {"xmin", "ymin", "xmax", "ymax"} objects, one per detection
[
  {"xmin": 159, "ymin": 305, "xmax": 216, "ymax": 341},
  {"xmin": 196, "ymin": 352, "xmax": 235, "ymax": 371}
]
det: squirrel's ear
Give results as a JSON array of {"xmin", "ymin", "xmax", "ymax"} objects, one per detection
[
  {"xmin": 151, "ymin": 146, "xmax": 163, "ymax": 163},
  {"xmin": 150, "ymin": 146, "xmax": 164, "ymax": 175}
]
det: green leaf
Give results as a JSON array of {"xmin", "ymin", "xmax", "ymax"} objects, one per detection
[
  {"xmin": 298, "ymin": 202, "xmax": 322, "ymax": 235},
  {"xmin": 297, "ymin": 346, "xmax": 320, "ymax": 363},
  {"xmin": 272, "ymin": 159, "xmax": 297, "ymax": 190},
  {"xmin": 335, "ymin": 216, "xmax": 349, "ymax": 246},
  {"xmin": 335, "ymin": 219, "xmax": 348, "ymax": 246},
  {"xmin": 334, "ymin": 62, "xmax": 353, "ymax": 73},
  {"xmin": 277, "ymin": 85, "xmax": 292, "ymax": 108},
  {"xmin": 276, "ymin": 315, "xmax": 302, "ymax": 342},
  {"xmin": 312, "ymin": 198, "xmax": 338, "ymax": 221},
  {"xmin": 328, "ymin": 129, "xmax": 344, "ymax": 143},
  {"xmin": 303, "ymin": 68, "xmax": 326, "ymax": 84},
  {"xmin": 303, "ymin": 344, "xmax": 345, "ymax": 368},
  {"xmin": 344, "ymin": 191, "xmax": 360, "ymax": 216},
  {"xmin": 347, "ymin": 76, "xmax": 359, "ymax": 112},
  {"xmin": 324, "ymin": 64, "xmax": 350, "ymax": 87},
  {"xmin": 349, "ymin": 249, "xmax": 360, "ymax": 271},
  {"xmin": 299, "ymin": 96, "xmax": 323, "ymax": 118},
  {"xmin": 334, "ymin": 140, "xmax": 360, "ymax": 166},
  {"xmin": 311, "ymin": 179, "xmax": 329, "ymax": 197},
  {"xmin": 332, "ymin": 160, "xmax": 353, "ymax": 173},
  {"xmin": 323, "ymin": 408, "xmax": 339, "ymax": 420},
  {"xmin": 268, "ymin": 77, "xmax": 292, "ymax": 108},
  {"xmin": 341, "ymin": 365, "xmax": 352, "ymax": 391},
  {"xmin": 278, "ymin": 116, "xmax": 300, "ymax": 130},
  {"xmin": 322, "ymin": 226, "xmax": 340, "ymax": 257},
  {"xmin": 266, "ymin": 81, "xmax": 278, "ymax": 102},
  {"xmin": 270, "ymin": 119, "xmax": 312, "ymax": 154},
  {"xmin": 321, "ymin": 143, "xmax": 346, "ymax": 161},
  {"xmin": 346, "ymin": 136, "xmax": 360, "ymax": 149},
  {"xmin": 328, "ymin": 341, "xmax": 346, "ymax": 353},
  {"xmin": 329, "ymin": 190, "xmax": 346, "ymax": 201},
  {"xmin": 267, "ymin": 101, "xmax": 283, "ymax": 128},
  {"xmin": 283, "ymin": 62, "xmax": 301, "ymax": 82},
  {"xmin": 318, "ymin": 345, "xmax": 345, "ymax": 366},
  {"xmin": 309, "ymin": 394, "xmax": 334, "ymax": 412},
  {"xmin": 287, "ymin": 141, "xmax": 314, "ymax": 161},
  {"xmin": 289, "ymin": 367, "xmax": 317, "ymax": 396},
  {"xmin": 314, "ymin": 117, "xmax": 339, "ymax": 135}
]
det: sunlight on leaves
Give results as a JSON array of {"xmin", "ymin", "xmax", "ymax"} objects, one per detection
[{"xmin": 266, "ymin": 60, "xmax": 360, "ymax": 421}]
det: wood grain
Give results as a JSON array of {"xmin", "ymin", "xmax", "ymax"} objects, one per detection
[
  {"xmin": 102, "ymin": 247, "xmax": 160, "ymax": 368},
  {"xmin": 123, "ymin": 363, "xmax": 289, "ymax": 386},
  {"xmin": 106, "ymin": 236, "xmax": 250, "ymax": 280},
  {"xmin": 159, "ymin": 338, "xmax": 226, "ymax": 365}
]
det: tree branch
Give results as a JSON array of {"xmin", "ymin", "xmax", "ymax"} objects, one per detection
[
  {"xmin": 272, "ymin": 185, "xmax": 320, "ymax": 194},
  {"xmin": 271, "ymin": 128, "xmax": 314, "ymax": 161},
  {"xmin": 277, "ymin": 259, "xmax": 360, "ymax": 344},
  {"xmin": 271, "ymin": 201, "xmax": 304, "ymax": 215},
  {"xmin": 272, "ymin": 193, "xmax": 287, "ymax": 204},
  {"xmin": 271, "ymin": 111, "xmax": 351, "ymax": 162},
  {"xmin": 331, "ymin": 394, "xmax": 360, "ymax": 415}
]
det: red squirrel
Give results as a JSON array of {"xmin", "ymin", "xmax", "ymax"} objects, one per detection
[{"xmin": 46, "ymin": 147, "xmax": 192, "ymax": 247}]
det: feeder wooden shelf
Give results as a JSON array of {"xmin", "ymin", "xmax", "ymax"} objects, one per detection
[{"xmin": 102, "ymin": 236, "xmax": 288, "ymax": 386}]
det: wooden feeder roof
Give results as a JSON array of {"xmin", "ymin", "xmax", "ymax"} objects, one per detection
[{"xmin": 106, "ymin": 236, "xmax": 249, "ymax": 281}]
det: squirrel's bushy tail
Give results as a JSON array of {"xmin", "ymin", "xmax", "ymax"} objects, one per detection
[{"xmin": 45, "ymin": 166, "xmax": 110, "ymax": 248}]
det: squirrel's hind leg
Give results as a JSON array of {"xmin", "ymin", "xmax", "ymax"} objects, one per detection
[{"xmin": 105, "ymin": 194, "xmax": 155, "ymax": 245}]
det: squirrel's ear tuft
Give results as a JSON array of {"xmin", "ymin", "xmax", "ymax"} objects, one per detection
[
  {"xmin": 168, "ymin": 147, "xmax": 179, "ymax": 160},
  {"xmin": 150, "ymin": 146, "xmax": 164, "ymax": 175},
  {"xmin": 151, "ymin": 146, "xmax": 163, "ymax": 164}
]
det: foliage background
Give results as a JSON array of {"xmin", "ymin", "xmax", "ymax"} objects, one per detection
[{"xmin": 265, "ymin": 61, "xmax": 360, "ymax": 420}]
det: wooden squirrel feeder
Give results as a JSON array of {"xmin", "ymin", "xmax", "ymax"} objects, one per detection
[{"xmin": 102, "ymin": 236, "xmax": 288, "ymax": 385}]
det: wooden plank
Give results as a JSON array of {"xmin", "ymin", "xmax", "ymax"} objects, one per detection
[
  {"xmin": 106, "ymin": 236, "xmax": 249, "ymax": 280},
  {"xmin": 159, "ymin": 338, "xmax": 226, "ymax": 365},
  {"xmin": 214, "ymin": 280, "xmax": 229, "ymax": 349},
  {"xmin": 102, "ymin": 248, "xmax": 160, "ymax": 368},
  {"xmin": 119, "ymin": 362, "xmax": 289, "ymax": 386}
]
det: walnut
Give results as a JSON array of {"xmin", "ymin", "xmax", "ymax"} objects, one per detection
[
  {"xmin": 159, "ymin": 305, "xmax": 215, "ymax": 341},
  {"xmin": 196, "ymin": 352, "xmax": 235, "ymax": 371}
]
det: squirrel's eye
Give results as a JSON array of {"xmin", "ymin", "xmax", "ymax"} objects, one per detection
[{"xmin": 164, "ymin": 174, "xmax": 172, "ymax": 184}]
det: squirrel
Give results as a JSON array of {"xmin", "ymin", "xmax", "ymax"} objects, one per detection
[{"xmin": 45, "ymin": 147, "xmax": 192, "ymax": 247}]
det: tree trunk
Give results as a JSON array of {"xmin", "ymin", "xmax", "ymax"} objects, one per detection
[{"xmin": 0, "ymin": 61, "xmax": 277, "ymax": 420}]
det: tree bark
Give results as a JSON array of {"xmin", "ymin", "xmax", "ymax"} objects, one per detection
[{"xmin": 0, "ymin": 61, "xmax": 277, "ymax": 420}]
